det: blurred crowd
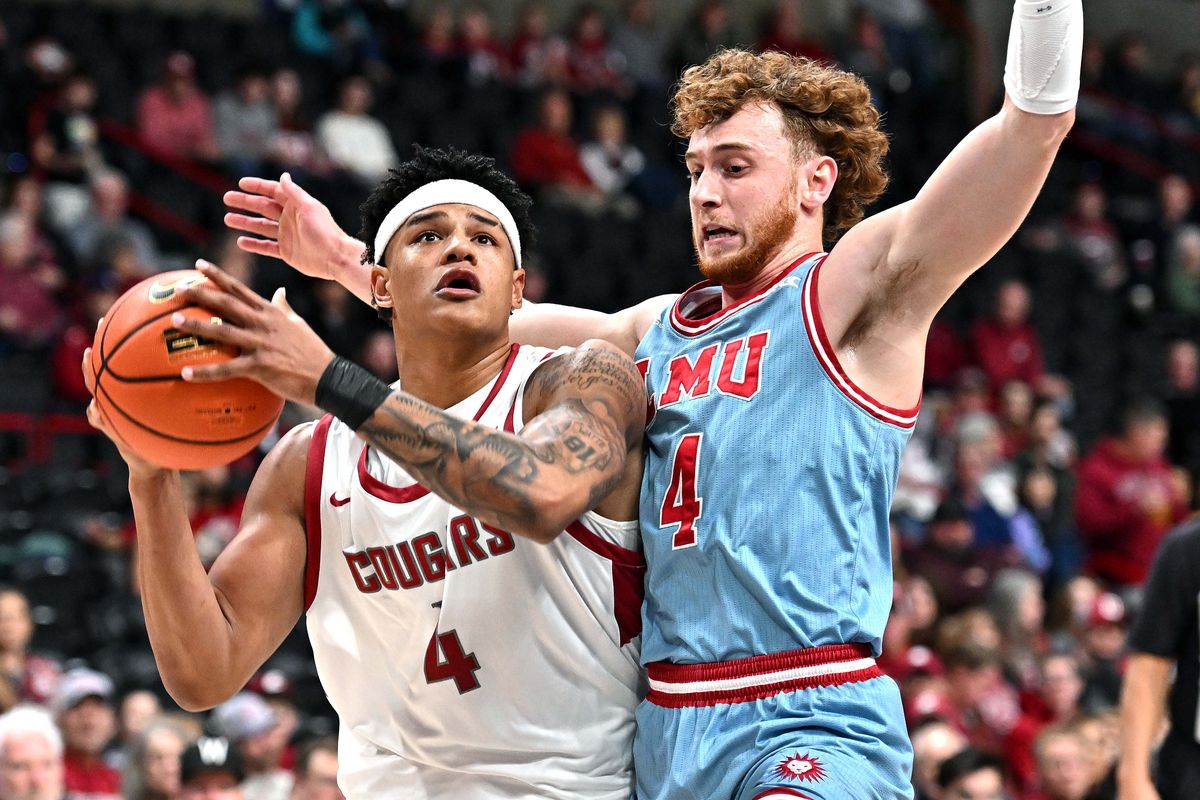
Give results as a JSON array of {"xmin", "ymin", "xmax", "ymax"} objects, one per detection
[{"xmin": 0, "ymin": 1, "xmax": 1199, "ymax": 799}]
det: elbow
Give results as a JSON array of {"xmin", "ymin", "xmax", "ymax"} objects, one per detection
[
  {"xmin": 158, "ymin": 664, "xmax": 238, "ymax": 712},
  {"xmin": 513, "ymin": 486, "xmax": 583, "ymax": 545}
]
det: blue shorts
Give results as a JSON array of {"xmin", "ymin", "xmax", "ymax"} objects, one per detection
[{"xmin": 633, "ymin": 645, "xmax": 914, "ymax": 800}]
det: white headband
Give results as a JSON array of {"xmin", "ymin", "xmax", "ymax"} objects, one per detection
[{"xmin": 372, "ymin": 179, "xmax": 522, "ymax": 268}]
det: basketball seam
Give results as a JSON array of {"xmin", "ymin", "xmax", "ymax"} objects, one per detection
[
  {"xmin": 94, "ymin": 378, "xmax": 278, "ymax": 447},
  {"xmin": 98, "ymin": 302, "xmax": 210, "ymax": 383}
]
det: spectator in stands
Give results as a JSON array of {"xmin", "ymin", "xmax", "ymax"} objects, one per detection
[
  {"xmin": 609, "ymin": 0, "xmax": 670, "ymax": 94},
  {"xmin": 289, "ymin": 737, "xmax": 340, "ymax": 800},
  {"xmin": 758, "ymin": 0, "xmax": 830, "ymax": 63},
  {"xmin": 1005, "ymin": 654, "xmax": 1085, "ymax": 796},
  {"xmin": 1033, "ymin": 726, "xmax": 1094, "ymax": 800},
  {"xmin": 950, "ymin": 418, "xmax": 1050, "ymax": 574},
  {"xmin": 938, "ymin": 618, "xmax": 1021, "ymax": 751},
  {"xmin": 508, "ymin": 2, "xmax": 568, "ymax": 89},
  {"xmin": 998, "ymin": 380, "xmax": 1035, "ymax": 460},
  {"xmin": 566, "ymin": 5, "xmax": 623, "ymax": 96},
  {"xmin": 0, "ymin": 704, "xmax": 64, "ymax": 800},
  {"xmin": 122, "ymin": 717, "xmax": 189, "ymax": 800},
  {"xmin": 923, "ymin": 317, "xmax": 969, "ymax": 391},
  {"xmin": 291, "ymin": 0, "xmax": 380, "ymax": 78},
  {"xmin": 315, "ymin": 76, "xmax": 397, "ymax": 188},
  {"xmin": 0, "ymin": 587, "xmax": 60, "ymax": 711},
  {"xmin": 1164, "ymin": 339, "xmax": 1200, "ymax": 503},
  {"xmin": 838, "ymin": 7, "xmax": 895, "ymax": 115},
  {"xmin": 1074, "ymin": 711, "xmax": 1119, "ymax": 799},
  {"xmin": 510, "ymin": 88, "xmax": 603, "ymax": 211},
  {"xmin": 671, "ymin": 0, "xmax": 740, "ymax": 77},
  {"xmin": 51, "ymin": 285, "xmax": 115, "ymax": 409},
  {"xmin": 908, "ymin": 499, "xmax": 1021, "ymax": 615},
  {"xmin": 936, "ymin": 748, "xmax": 1007, "ymax": 800},
  {"xmin": 359, "ymin": 330, "xmax": 399, "ymax": 383},
  {"xmin": 180, "ymin": 737, "xmax": 243, "ymax": 800},
  {"xmin": 458, "ymin": 2, "xmax": 507, "ymax": 87},
  {"xmin": 214, "ymin": 66, "xmax": 277, "ymax": 177},
  {"xmin": 112, "ymin": 690, "xmax": 161, "ymax": 771},
  {"xmin": 246, "ymin": 670, "xmax": 299, "ymax": 776},
  {"xmin": 136, "ymin": 51, "xmax": 219, "ymax": 162},
  {"xmin": 972, "ymin": 280, "xmax": 1046, "ymax": 393},
  {"xmin": 1103, "ymin": 33, "xmax": 1167, "ymax": 113},
  {"xmin": 579, "ymin": 104, "xmax": 644, "ymax": 215},
  {"xmin": 53, "ymin": 668, "xmax": 119, "ymax": 800},
  {"xmin": 911, "ymin": 719, "xmax": 967, "ymax": 800},
  {"xmin": 1142, "ymin": 174, "xmax": 1196, "ymax": 280},
  {"xmin": 32, "ymin": 71, "xmax": 103, "ymax": 233},
  {"xmin": 1062, "ymin": 181, "xmax": 1126, "ymax": 292},
  {"xmin": 266, "ymin": 69, "xmax": 328, "ymax": 180},
  {"xmin": 1078, "ymin": 592, "xmax": 1127, "ymax": 712},
  {"xmin": 855, "ymin": 0, "xmax": 937, "ymax": 92},
  {"xmin": 210, "ymin": 694, "xmax": 290, "ymax": 800},
  {"xmin": 987, "ymin": 568, "xmax": 1046, "ymax": 693},
  {"xmin": 1169, "ymin": 53, "xmax": 1200, "ymax": 134},
  {"xmin": 1074, "ymin": 397, "xmax": 1188, "ymax": 590},
  {"xmin": 13, "ymin": 37, "xmax": 74, "ymax": 145},
  {"xmin": 418, "ymin": 5, "xmax": 460, "ymax": 70},
  {"xmin": 1164, "ymin": 226, "xmax": 1200, "ymax": 316},
  {"xmin": 66, "ymin": 169, "xmax": 159, "ymax": 282},
  {"xmin": 0, "ymin": 212, "xmax": 64, "ymax": 353}
]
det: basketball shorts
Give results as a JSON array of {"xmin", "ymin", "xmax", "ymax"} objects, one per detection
[{"xmin": 633, "ymin": 644, "xmax": 914, "ymax": 800}]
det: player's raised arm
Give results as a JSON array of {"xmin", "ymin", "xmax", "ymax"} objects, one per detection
[
  {"xmin": 83, "ymin": 347, "xmax": 309, "ymax": 710},
  {"xmin": 225, "ymin": 173, "xmax": 373, "ymax": 304},
  {"xmin": 226, "ymin": 174, "xmax": 672, "ymax": 354},
  {"xmin": 824, "ymin": 0, "xmax": 1081, "ymax": 335}
]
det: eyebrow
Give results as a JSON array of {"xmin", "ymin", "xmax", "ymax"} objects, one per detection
[
  {"xmin": 402, "ymin": 210, "xmax": 500, "ymax": 228},
  {"xmin": 684, "ymin": 142, "xmax": 757, "ymax": 161}
]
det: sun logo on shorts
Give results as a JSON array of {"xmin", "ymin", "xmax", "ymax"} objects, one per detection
[{"xmin": 772, "ymin": 753, "xmax": 826, "ymax": 783}]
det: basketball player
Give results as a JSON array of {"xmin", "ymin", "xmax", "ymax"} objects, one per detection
[
  {"xmin": 225, "ymin": 2, "xmax": 1083, "ymax": 796},
  {"xmin": 83, "ymin": 148, "xmax": 649, "ymax": 799}
]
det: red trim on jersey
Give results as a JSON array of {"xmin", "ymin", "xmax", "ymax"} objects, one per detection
[
  {"xmin": 358, "ymin": 344, "xmax": 522, "ymax": 503},
  {"xmin": 303, "ymin": 415, "xmax": 334, "ymax": 611},
  {"xmin": 801, "ymin": 257, "xmax": 920, "ymax": 428},
  {"xmin": 753, "ymin": 790, "xmax": 815, "ymax": 800},
  {"xmin": 565, "ymin": 521, "xmax": 644, "ymax": 647},
  {"xmin": 646, "ymin": 643, "xmax": 881, "ymax": 708},
  {"xmin": 669, "ymin": 254, "xmax": 820, "ymax": 337}
]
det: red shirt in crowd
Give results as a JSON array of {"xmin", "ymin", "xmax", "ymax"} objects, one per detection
[
  {"xmin": 136, "ymin": 86, "xmax": 217, "ymax": 159},
  {"xmin": 64, "ymin": 751, "xmax": 121, "ymax": 800},
  {"xmin": 971, "ymin": 315, "xmax": 1045, "ymax": 390},
  {"xmin": 1074, "ymin": 437, "xmax": 1188, "ymax": 585},
  {"xmin": 510, "ymin": 129, "xmax": 593, "ymax": 190}
]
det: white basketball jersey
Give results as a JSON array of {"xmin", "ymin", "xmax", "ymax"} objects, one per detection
[{"xmin": 302, "ymin": 344, "xmax": 644, "ymax": 800}]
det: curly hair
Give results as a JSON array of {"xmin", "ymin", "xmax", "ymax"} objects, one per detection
[
  {"xmin": 357, "ymin": 145, "xmax": 537, "ymax": 268},
  {"xmin": 672, "ymin": 49, "xmax": 889, "ymax": 242}
]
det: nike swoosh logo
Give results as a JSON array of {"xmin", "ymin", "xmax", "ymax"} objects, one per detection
[{"xmin": 329, "ymin": 493, "xmax": 350, "ymax": 507}]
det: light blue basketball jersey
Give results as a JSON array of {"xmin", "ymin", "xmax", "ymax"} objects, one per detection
[{"xmin": 634, "ymin": 252, "xmax": 919, "ymax": 665}]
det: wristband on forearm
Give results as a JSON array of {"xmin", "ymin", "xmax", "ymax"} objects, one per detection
[
  {"xmin": 1003, "ymin": 0, "xmax": 1083, "ymax": 115},
  {"xmin": 315, "ymin": 356, "xmax": 393, "ymax": 430}
]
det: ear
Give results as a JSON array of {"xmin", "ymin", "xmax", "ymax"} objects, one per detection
[
  {"xmin": 800, "ymin": 155, "xmax": 838, "ymax": 213},
  {"xmin": 370, "ymin": 264, "xmax": 393, "ymax": 310},
  {"xmin": 511, "ymin": 267, "xmax": 526, "ymax": 310}
]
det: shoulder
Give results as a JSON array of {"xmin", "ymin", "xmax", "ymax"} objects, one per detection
[
  {"xmin": 247, "ymin": 420, "xmax": 320, "ymax": 505},
  {"xmin": 1158, "ymin": 519, "xmax": 1200, "ymax": 560}
]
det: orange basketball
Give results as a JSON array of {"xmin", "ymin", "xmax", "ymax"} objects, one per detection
[{"xmin": 89, "ymin": 269, "xmax": 285, "ymax": 470}]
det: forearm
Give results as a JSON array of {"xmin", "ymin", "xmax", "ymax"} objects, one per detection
[
  {"xmin": 358, "ymin": 391, "xmax": 622, "ymax": 542},
  {"xmin": 130, "ymin": 472, "xmax": 242, "ymax": 708},
  {"xmin": 1118, "ymin": 654, "xmax": 1173, "ymax": 786}
]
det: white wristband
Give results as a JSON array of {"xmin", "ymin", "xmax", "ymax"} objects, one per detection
[{"xmin": 1003, "ymin": 0, "xmax": 1084, "ymax": 115}]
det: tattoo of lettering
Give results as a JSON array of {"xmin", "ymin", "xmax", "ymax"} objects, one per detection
[{"xmin": 357, "ymin": 345, "xmax": 646, "ymax": 534}]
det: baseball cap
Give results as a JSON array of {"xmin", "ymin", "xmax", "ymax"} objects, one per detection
[
  {"xmin": 210, "ymin": 692, "xmax": 278, "ymax": 741},
  {"xmin": 181, "ymin": 736, "xmax": 245, "ymax": 785},
  {"xmin": 1089, "ymin": 592, "xmax": 1127, "ymax": 627},
  {"xmin": 52, "ymin": 668, "xmax": 114, "ymax": 715}
]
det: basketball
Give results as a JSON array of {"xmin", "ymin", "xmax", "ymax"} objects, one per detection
[{"xmin": 88, "ymin": 270, "xmax": 285, "ymax": 470}]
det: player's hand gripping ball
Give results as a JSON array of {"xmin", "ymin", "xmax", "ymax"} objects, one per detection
[{"xmin": 88, "ymin": 270, "xmax": 284, "ymax": 470}]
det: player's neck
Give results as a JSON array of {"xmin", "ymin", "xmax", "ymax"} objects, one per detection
[
  {"xmin": 394, "ymin": 335, "xmax": 514, "ymax": 410},
  {"xmin": 720, "ymin": 239, "xmax": 820, "ymax": 307}
]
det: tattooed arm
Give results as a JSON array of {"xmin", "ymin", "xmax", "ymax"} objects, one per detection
[{"xmin": 357, "ymin": 340, "xmax": 645, "ymax": 543}]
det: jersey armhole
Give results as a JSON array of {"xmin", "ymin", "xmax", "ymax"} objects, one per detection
[{"xmin": 303, "ymin": 414, "xmax": 334, "ymax": 611}]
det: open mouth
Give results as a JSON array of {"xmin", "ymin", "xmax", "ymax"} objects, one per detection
[
  {"xmin": 435, "ymin": 268, "xmax": 482, "ymax": 297},
  {"xmin": 703, "ymin": 225, "xmax": 739, "ymax": 244}
]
